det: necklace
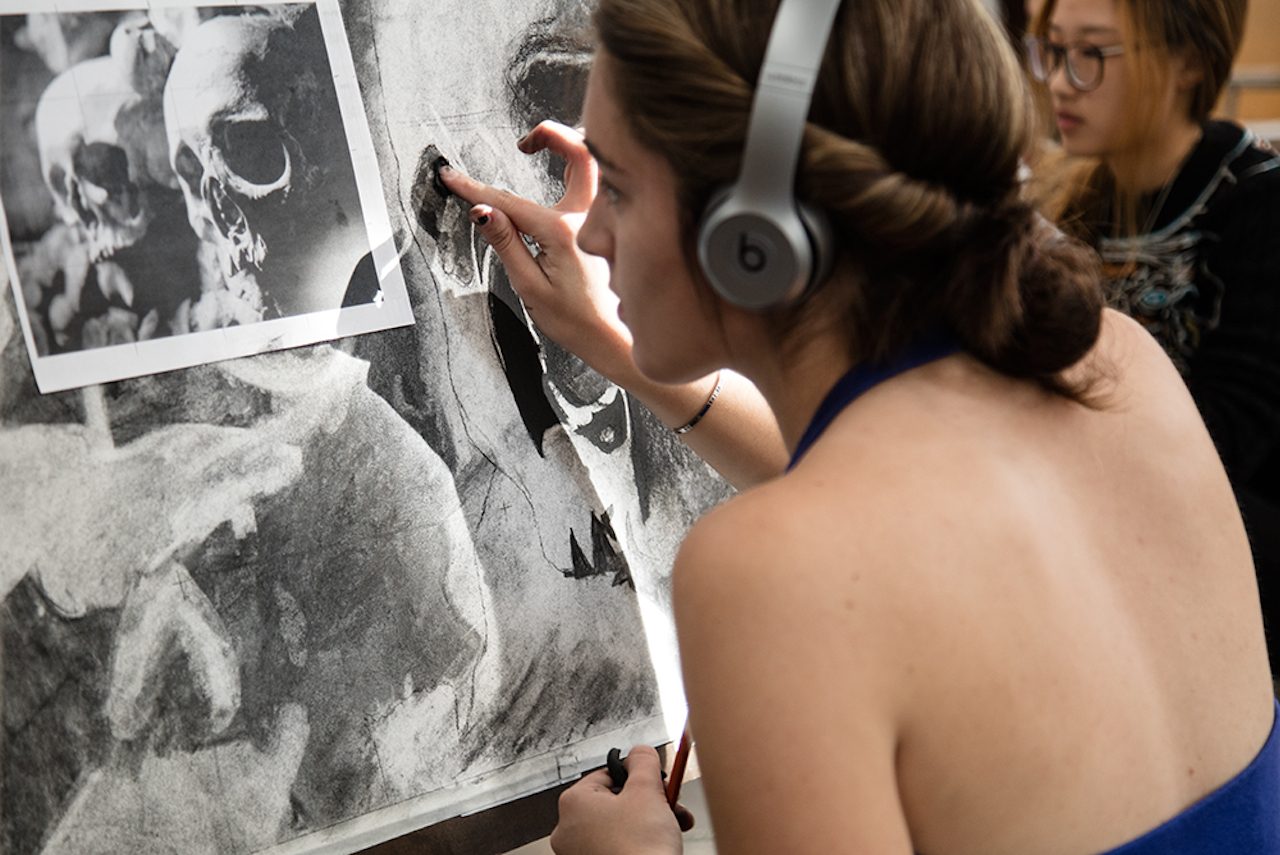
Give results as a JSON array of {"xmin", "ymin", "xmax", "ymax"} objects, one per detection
[{"xmin": 1139, "ymin": 173, "xmax": 1178, "ymax": 235}]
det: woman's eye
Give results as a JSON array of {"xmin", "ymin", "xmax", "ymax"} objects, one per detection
[{"xmin": 598, "ymin": 177, "xmax": 621, "ymax": 204}]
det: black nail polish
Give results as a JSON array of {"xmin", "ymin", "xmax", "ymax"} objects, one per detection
[
  {"xmin": 606, "ymin": 747, "xmax": 628, "ymax": 791},
  {"xmin": 432, "ymin": 156, "xmax": 453, "ymax": 199}
]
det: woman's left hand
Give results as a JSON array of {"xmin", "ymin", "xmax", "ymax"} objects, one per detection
[{"xmin": 550, "ymin": 744, "xmax": 692, "ymax": 855}]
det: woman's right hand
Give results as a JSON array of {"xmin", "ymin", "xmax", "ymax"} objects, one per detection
[
  {"xmin": 439, "ymin": 122, "xmax": 636, "ymax": 385},
  {"xmin": 443, "ymin": 122, "xmax": 790, "ymax": 490},
  {"xmin": 550, "ymin": 745, "xmax": 688, "ymax": 855}
]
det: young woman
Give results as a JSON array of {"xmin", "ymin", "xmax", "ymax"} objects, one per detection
[
  {"xmin": 442, "ymin": 0, "xmax": 1276, "ymax": 851},
  {"xmin": 1026, "ymin": 0, "xmax": 1280, "ymax": 664}
]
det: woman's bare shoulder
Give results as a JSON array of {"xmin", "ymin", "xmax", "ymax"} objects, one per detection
[
  {"xmin": 1089, "ymin": 308, "xmax": 1182, "ymax": 379},
  {"xmin": 671, "ymin": 477, "xmax": 918, "ymax": 853},
  {"xmin": 1075, "ymin": 308, "xmax": 1201, "ymax": 420},
  {"xmin": 670, "ymin": 473, "xmax": 922, "ymax": 697},
  {"xmin": 670, "ymin": 460, "xmax": 959, "ymax": 637}
]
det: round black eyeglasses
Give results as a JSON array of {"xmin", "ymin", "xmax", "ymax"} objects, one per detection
[{"xmin": 1024, "ymin": 35, "xmax": 1125, "ymax": 93}]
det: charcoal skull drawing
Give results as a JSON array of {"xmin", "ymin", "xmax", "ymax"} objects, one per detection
[{"xmin": 0, "ymin": 2, "xmax": 709, "ymax": 853}]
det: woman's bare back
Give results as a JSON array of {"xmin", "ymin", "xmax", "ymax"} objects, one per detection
[{"xmin": 676, "ymin": 311, "xmax": 1273, "ymax": 855}]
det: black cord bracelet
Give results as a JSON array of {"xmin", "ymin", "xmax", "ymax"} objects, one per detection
[{"xmin": 673, "ymin": 372, "xmax": 723, "ymax": 435}]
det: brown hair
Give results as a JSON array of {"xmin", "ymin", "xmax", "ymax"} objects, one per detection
[
  {"xmin": 1030, "ymin": 0, "xmax": 1247, "ymax": 240},
  {"xmin": 594, "ymin": 0, "xmax": 1104, "ymax": 400}
]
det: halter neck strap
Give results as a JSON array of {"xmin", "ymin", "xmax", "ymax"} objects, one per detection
[{"xmin": 788, "ymin": 334, "xmax": 960, "ymax": 471}]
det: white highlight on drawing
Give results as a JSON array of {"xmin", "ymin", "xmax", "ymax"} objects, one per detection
[{"xmin": 107, "ymin": 558, "xmax": 242, "ymax": 740}]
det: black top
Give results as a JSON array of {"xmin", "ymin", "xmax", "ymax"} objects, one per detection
[{"xmin": 1094, "ymin": 121, "xmax": 1280, "ymax": 657}]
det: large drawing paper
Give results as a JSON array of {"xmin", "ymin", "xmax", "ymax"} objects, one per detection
[
  {"xmin": 0, "ymin": 0, "xmax": 412, "ymax": 393},
  {"xmin": 0, "ymin": 2, "xmax": 729, "ymax": 853}
]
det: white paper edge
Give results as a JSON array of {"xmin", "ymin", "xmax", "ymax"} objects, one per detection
[
  {"xmin": 255, "ymin": 715, "xmax": 669, "ymax": 855},
  {"xmin": 2, "ymin": 0, "xmax": 413, "ymax": 393}
]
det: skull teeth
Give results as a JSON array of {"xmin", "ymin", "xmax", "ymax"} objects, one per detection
[
  {"xmin": 86, "ymin": 213, "xmax": 149, "ymax": 263},
  {"xmin": 216, "ymin": 228, "xmax": 268, "ymax": 280}
]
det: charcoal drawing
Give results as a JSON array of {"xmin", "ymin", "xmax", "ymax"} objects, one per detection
[{"xmin": 0, "ymin": 2, "xmax": 726, "ymax": 853}]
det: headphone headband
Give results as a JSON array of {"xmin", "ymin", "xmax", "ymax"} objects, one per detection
[
  {"xmin": 696, "ymin": 0, "xmax": 842, "ymax": 310},
  {"xmin": 736, "ymin": 0, "xmax": 843, "ymax": 209}
]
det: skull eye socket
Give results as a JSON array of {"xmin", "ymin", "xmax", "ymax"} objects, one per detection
[
  {"xmin": 48, "ymin": 164, "xmax": 68, "ymax": 196},
  {"xmin": 174, "ymin": 143, "xmax": 203, "ymax": 191},
  {"xmin": 219, "ymin": 120, "xmax": 289, "ymax": 187},
  {"xmin": 73, "ymin": 142, "xmax": 131, "ymax": 193}
]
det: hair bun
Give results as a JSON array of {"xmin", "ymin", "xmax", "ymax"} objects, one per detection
[
  {"xmin": 947, "ymin": 199, "xmax": 1104, "ymax": 392},
  {"xmin": 595, "ymin": 0, "xmax": 1106, "ymax": 401}
]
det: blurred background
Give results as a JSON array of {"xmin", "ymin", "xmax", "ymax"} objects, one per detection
[{"xmin": 1004, "ymin": 0, "xmax": 1280, "ymax": 145}]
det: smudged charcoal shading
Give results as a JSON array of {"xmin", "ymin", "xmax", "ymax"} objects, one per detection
[
  {"xmin": 432, "ymin": 155, "xmax": 453, "ymax": 199},
  {"xmin": 2, "ymin": 580, "xmax": 116, "ymax": 855},
  {"xmin": 505, "ymin": 0, "xmax": 595, "ymax": 186},
  {"xmin": 412, "ymin": 144, "xmax": 451, "ymax": 235}
]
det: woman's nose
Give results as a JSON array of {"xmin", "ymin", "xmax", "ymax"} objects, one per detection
[
  {"xmin": 577, "ymin": 202, "xmax": 612, "ymax": 262},
  {"xmin": 1047, "ymin": 61, "xmax": 1076, "ymax": 99}
]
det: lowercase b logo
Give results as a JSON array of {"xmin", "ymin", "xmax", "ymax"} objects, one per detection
[{"xmin": 738, "ymin": 232, "xmax": 768, "ymax": 273}]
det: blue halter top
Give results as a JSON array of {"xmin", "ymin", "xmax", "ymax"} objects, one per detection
[
  {"xmin": 1097, "ymin": 700, "xmax": 1280, "ymax": 854},
  {"xmin": 788, "ymin": 334, "xmax": 958, "ymax": 470},
  {"xmin": 787, "ymin": 338, "xmax": 1280, "ymax": 853}
]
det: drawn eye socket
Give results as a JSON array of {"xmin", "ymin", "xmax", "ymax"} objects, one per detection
[{"xmin": 221, "ymin": 120, "xmax": 289, "ymax": 187}]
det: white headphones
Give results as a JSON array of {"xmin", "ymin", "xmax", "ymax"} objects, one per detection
[{"xmin": 696, "ymin": 0, "xmax": 843, "ymax": 310}]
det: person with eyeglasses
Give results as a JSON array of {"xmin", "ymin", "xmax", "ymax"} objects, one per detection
[{"xmin": 1025, "ymin": 0, "xmax": 1280, "ymax": 677}]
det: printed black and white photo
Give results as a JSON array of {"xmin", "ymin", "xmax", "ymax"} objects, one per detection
[
  {"xmin": 0, "ymin": 1, "xmax": 728, "ymax": 854},
  {"xmin": 0, "ymin": 1, "xmax": 411, "ymax": 393}
]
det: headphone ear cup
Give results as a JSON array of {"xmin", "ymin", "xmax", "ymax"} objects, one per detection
[
  {"xmin": 696, "ymin": 186, "xmax": 732, "ymax": 294},
  {"xmin": 697, "ymin": 188, "xmax": 832, "ymax": 310},
  {"xmin": 702, "ymin": 186, "xmax": 734, "ymax": 221},
  {"xmin": 697, "ymin": 192, "xmax": 809, "ymax": 309},
  {"xmin": 796, "ymin": 200, "xmax": 835, "ymax": 289}
]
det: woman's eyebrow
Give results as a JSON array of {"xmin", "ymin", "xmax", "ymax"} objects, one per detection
[
  {"xmin": 1049, "ymin": 23, "xmax": 1122, "ymax": 38},
  {"xmin": 584, "ymin": 138, "xmax": 626, "ymax": 175}
]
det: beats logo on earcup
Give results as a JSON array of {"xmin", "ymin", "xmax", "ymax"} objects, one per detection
[{"xmin": 739, "ymin": 232, "xmax": 769, "ymax": 274}]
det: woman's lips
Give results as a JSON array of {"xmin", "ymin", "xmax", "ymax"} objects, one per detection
[{"xmin": 1056, "ymin": 111, "xmax": 1083, "ymax": 132}]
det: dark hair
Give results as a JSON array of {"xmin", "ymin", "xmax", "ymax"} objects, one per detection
[{"xmin": 594, "ymin": 0, "xmax": 1104, "ymax": 400}]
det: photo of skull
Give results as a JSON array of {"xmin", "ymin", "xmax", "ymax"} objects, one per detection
[
  {"xmin": 4, "ymin": 5, "xmax": 382, "ymax": 360},
  {"xmin": 0, "ymin": 1, "xmax": 726, "ymax": 853}
]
